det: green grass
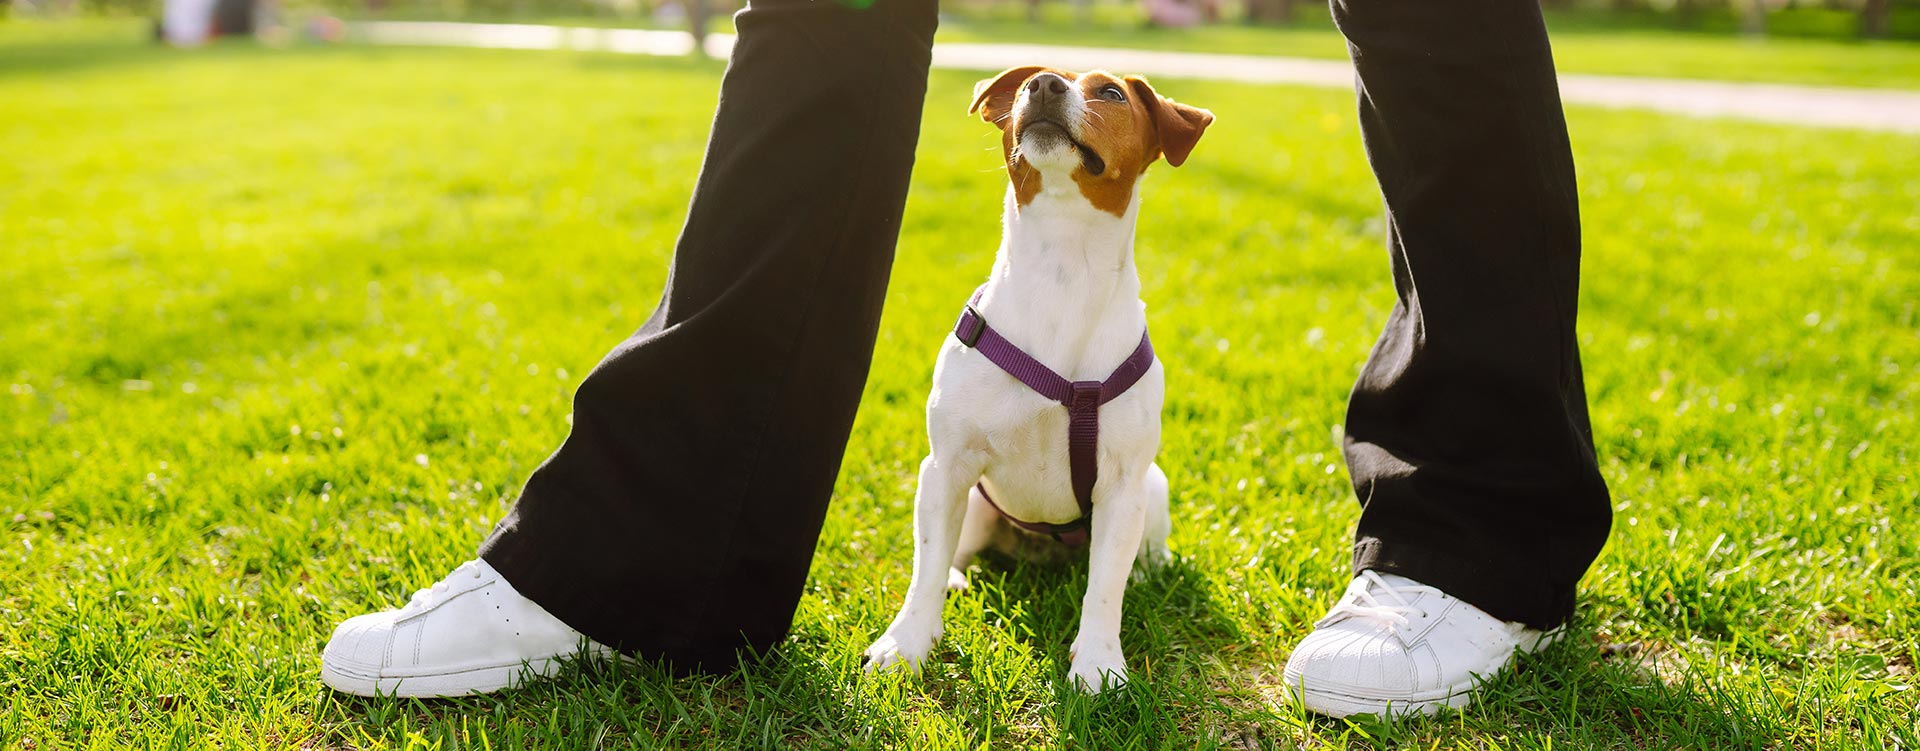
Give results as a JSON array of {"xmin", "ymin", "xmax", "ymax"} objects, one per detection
[{"xmin": 3, "ymin": 24, "xmax": 1919, "ymax": 751}]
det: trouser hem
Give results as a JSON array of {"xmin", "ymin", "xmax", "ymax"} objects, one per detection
[{"xmin": 1351, "ymin": 536, "xmax": 1577, "ymax": 630}]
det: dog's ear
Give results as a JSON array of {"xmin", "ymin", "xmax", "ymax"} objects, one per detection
[
  {"xmin": 1125, "ymin": 76, "xmax": 1214, "ymax": 167},
  {"xmin": 970, "ymin": 66, "xmax": 1048, "ymax": 129}
]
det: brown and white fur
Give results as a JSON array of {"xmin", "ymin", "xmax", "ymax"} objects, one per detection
[{"xmin": 862, "ymin": 67, "xmax": 1213, "ymax": 692}]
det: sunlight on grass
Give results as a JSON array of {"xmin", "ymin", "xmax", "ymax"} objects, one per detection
[{"xmin": 930, "ymin": 3, "xmax": 1920, "ymax": 89}]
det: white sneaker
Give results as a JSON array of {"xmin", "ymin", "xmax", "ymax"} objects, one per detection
[
  {"xmin": 320, "ymin": 559, "xmax": 612, "ymax": 697},
  {"xmin": 1281, "ymin": 570, "xmax": 1558, "ymax": 718}
]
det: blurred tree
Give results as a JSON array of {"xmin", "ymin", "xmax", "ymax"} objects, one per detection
[
  {"xmin": 1862, "ymin": 0, "xmax": 1892, "ymax": 36},
  {"xmin": 1245, "ymin": 0, "xmax": 1292, "ymax": 24},
  {"xmin": 1739, "ymin": 0, "xmax": 1766, "ymax": 35},
  {"xmin": 212, "ymin": 0, "xmax": 253, "ymax": 33},
  {"xmin": 687, "ymin": 0, "xmax": 706, "ymax": 53},
  {"xmin": 1019, "ymin": 0, "xmax": 1091, "ymax": 23},
  {"xmin": 1674, "ymin": 0, "xmax": 1698, "ymax": 27}
]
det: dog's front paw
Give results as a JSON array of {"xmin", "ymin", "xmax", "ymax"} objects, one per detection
[
  {"xmin": 946, "ymin": 566, "xmax": 970, "ymax": 592},
  {"xmin": 1066, "ymin": 637, "xmax": 1129, "ymax": 693},
  {"xmin": 862, "ymin": 626, "xmax": 938, "ymax": 675}
]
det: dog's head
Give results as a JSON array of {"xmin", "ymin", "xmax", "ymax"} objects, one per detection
[{"xmin": 970, "ymin": 66, "xmax": 1213, "ymax": 217}]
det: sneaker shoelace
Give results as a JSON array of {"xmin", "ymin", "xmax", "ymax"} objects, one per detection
[
  {"xmin": 1319, "ymin": 570, "xmax": 1440, "ymax": 632},
  {"xmin": 399, "ymin": 560, "xmax": 484, "ymax": 615}
]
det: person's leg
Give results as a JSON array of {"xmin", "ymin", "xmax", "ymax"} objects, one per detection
[
  {"xmin": 1284, "ymin": 0, "xmax": 1611, "ymax": 717},
  {"xmin": 323, "ymin": 0, "xmax": 939, "ymax": 695},
  {"xmin": 1336, "ymin": 0, "xmax": 1609, "ymax": 633},
  {"xmin": 480, "ymin": 0, "xmax": 938, "ymax": 671}
]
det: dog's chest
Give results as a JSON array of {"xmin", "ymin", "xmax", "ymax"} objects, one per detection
[{"xmin": 932, "ymin": 333, "xmax": 1164, "ymax": 523}]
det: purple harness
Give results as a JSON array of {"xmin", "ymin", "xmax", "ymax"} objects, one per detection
[{"xmin": 952, "ymin": 287, "xmax": 1155, "ymax": 546}]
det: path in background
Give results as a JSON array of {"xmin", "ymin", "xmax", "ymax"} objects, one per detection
[{"xmin": 352, "ymin": 20, "xmax": 1920, "ymax": 134}]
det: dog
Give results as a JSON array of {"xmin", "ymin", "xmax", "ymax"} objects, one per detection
[{"xmin": 862, "ymin": 66, "xmax": 1212, "ymax": 692}]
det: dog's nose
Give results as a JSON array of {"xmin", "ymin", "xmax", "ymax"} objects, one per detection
[{"xmin": 1026, "ymin": 73, "xmax": 1070, "ymax": 100}]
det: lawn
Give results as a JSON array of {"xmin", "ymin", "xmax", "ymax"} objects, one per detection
[
  {"xmin": 335, "ymin": 1, "xmax": 1920, "ymax": 90},
  {"xmin": 2, "ymin": 25, "xmax": 1918, "ymax": 751},
  {"xmin": 930, "ymin": 2, "xmax": 1920, "ymax": 90},
  {"xmin": 21, "ymin": 13, "xmax": 1920, "ymax": 89}
]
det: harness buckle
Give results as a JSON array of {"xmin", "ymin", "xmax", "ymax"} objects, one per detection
[
  {"xmin": 955, "ymin": 305, "xmax": 986, "ymax": 348},
  {"xmin": 1070, "ymin": 380, "xmax": 1102, "ymax": 411}
]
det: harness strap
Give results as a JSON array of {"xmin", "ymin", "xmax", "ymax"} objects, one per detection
[
  {"xmin": 976, "ymin": 483, "xmax": 1089, "ymax": 546},
  {"xmin": 952, "ymin": 286, "xmax": 1155, "ymax": 534}
]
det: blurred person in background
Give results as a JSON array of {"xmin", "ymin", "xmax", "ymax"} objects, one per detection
[
  {"xmin": 160, "ymin": 0, "xmax": 218, "ymax": 45},
  {"xmin": 159, "ymin": 0, "xmax": 268, "ymax": 46}
]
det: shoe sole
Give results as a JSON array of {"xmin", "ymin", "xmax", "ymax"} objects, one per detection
[
  {"xmin": 1288, "ymin": 626, "xmax": 1564, "ymax": 719},
  {"xmin": 320, "ymin": 655, "xmax": 571, "ymax": 698}
]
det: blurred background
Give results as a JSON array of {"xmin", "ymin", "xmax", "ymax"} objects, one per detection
[{"xmin": 7, "ymin": 0, "xmax": 1918, "ymax": 51}]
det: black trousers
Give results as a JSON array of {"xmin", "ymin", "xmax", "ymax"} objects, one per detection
[
  {"xmin": 478, "ymin": 0, "xmax": 1610, "ymax": 669},
  {"xmin": 1333, "ymin": 0, "xmax": 1612, "ymax": 629}
]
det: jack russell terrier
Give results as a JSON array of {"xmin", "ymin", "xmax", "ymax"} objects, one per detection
[{"xmin": 863, "ymin": 67, "xmax": 1212, "ymax": 692}]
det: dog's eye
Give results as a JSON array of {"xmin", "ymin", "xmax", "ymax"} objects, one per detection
[{"xmin": 1097, "ymin": 85, "xmax": 1126, "ymax": 103}]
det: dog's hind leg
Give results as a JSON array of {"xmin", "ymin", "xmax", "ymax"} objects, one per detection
[
  {"xmin": 947, "ymin": 486, "xmax": 1001, "ymax": 592},
  {"xmin": 1135, "ymin": 462, "xmax": 1172, "ymax": 577}
]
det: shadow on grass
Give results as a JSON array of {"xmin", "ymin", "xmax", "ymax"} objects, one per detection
[
  {"xmin": 317, "ymin": 645, "xmax": 872, "ymax": 748},
  {"xmin": 314, "ymin": 585, "xmax": 1792, "ymax": 748},
  {"xmin": 0, "ymin": 32, "xmax": 336, "ymax": 79},
  {"xmin": 0, "ymin": 28, "xmax": 709, "ymax": 82},
  {"xmin": 960, "ymin": 553, "xmax": 1253, "ymax": 747},
  {"xmin": 315, "ymin": 555, "xmax": 1251, "ymax": 747},
  {"xmin": 569, "ymin": 51, "xmax": 729, "ymax": 75}
]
